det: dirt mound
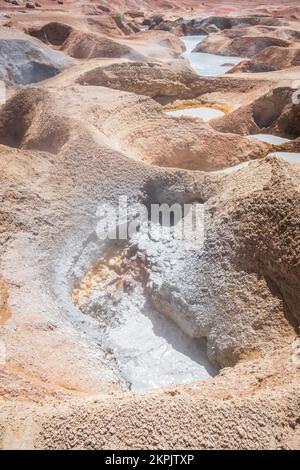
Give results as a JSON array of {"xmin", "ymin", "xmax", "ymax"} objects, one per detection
[
  {"xmin": 62, "ymin": 31, "xmax": 142, "ymax": 59},
  {"xmin": 227, "ymin": 160, "xmax": 300, "ymax": 326},
  {"xmin": 116, "ymin": 116, "xmax": 267, "ymax": 170},
  {"xmin": 276, "ymin": 101, "xmax": 300, "ymax": 138},
  {"xmin": 0, "ymin": 133, "xmax": 298, "ymax": 447},
  {"xmin": 88, "ymin": 88, "xmax": 268, "ymax": 170},
  {"xmin": 0, "ymin": 4, "xmax": 131, "ymax": 38},
  {"xmin": 276, "ymin": 136, "xmax": 300, "ymax": 153},
  {"xmin": 0, "ymin": 28, "xmax": 72, "ymax": 85},
  {"xmin": 228, "ymin": 46, "xmax": 300, "ymax": 72},
  {"xmin": 211, "ymin": 87, "xmax": 300, "ymax": 139}
]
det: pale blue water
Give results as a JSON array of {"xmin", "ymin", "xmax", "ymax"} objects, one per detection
[
  {"xmin": 252, "ymin": 134, "xmax": 291, "ymax": 144},
  {"xmin": 182, "ymin": 35, "xmax": 245, "ymax": 76},
  {"xmin": 165, "ymin": 106, "xmax": 224, "ymax": 121}
]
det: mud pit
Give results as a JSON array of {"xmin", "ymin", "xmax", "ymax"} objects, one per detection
[{"xmin": 69, "ymin": 192, "xmax": 217, "ymax": 393}]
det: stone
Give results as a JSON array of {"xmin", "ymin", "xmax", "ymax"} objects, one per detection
[
  {"xmin": 0, "ymin": 29, "xmax": 73, "ymax": 86},
  {"xmin": 96, "ymin": 4, "xmax": 110, "ymax": 13},
  {"xmin": 0, "ymin": 0, "xmax": 299, "ymax": 452}
]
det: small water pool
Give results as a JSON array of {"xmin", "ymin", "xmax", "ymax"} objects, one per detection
[
  {"xmin": 182, "ymin": 35, "xmax": 245, "ymax": 76},
  {"xmin": 165, "ymin": 106, "xmax": 225, "ymax": 121}
]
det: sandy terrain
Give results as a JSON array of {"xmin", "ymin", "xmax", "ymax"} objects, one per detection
[{"xmin": 0, "ymin": 0, "xmax": 299, "ymax": 450}]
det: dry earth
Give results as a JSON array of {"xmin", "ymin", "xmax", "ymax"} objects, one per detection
[{"xmin": 0, "ymin": 0, "xmax": 299, "ymax": 450}]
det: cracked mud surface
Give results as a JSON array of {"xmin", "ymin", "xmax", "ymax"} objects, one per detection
[{"xmin": 0, "ymin": 0, "xmax": 299, "ymax": 450}]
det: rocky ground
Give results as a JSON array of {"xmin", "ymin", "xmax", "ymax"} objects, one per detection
[{"xmin": 0, "ymin": 0, "xmax": 299, "ymax": 450}]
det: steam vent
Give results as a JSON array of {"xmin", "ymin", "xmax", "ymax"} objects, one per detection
[{"xmin": 0, "ymin": 0, "xmax": 299, "ymax": 452}]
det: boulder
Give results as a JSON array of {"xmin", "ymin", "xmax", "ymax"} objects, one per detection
[
  {"xmin": 112, "ymin": 13, "xmax": 137, "ymax": 35},
  {"xmin": 148, "ymin": 15, "xmax": 285, "ymax": 36},
  {"xmin": 0, "ymin": 29, "xmax": 72, "ymax": 86}
]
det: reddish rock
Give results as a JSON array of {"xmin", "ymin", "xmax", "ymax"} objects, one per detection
[
  {"xmin": 228, "ymin": 46, "xmax": 300, "ymax": 72},
  {"xmin": 194, "ymin": 33, "xmax": 290, "ymax": 57},
  {"xmin": 96, "ymin": 4, "xmax": 110, "ymax": 13}
]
